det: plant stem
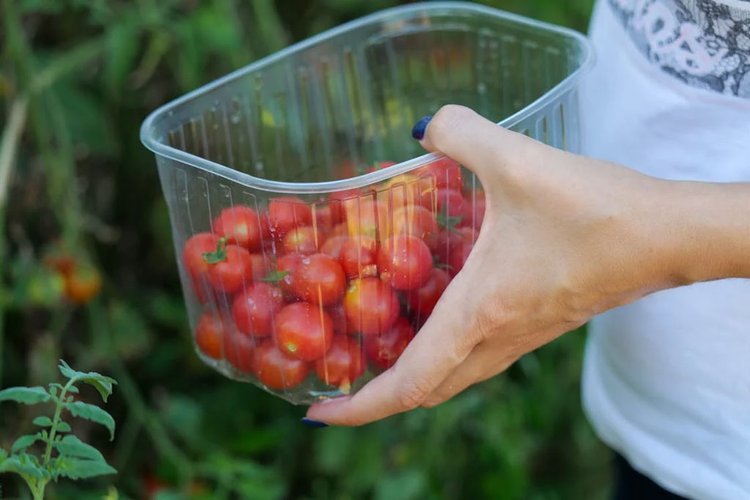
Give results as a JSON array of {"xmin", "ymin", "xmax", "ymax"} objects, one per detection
[{"xmin": 43, "ymin": 377, "xmax": 73, "ymax": 465}]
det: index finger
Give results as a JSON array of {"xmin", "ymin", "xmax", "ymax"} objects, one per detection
[{"xmin": 305, "ymin": 276, "xmax": 478, "ymax": 426}]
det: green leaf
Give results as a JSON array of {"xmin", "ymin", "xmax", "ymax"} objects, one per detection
[
  {"xmin": 261, "ymin": 270, "xmax": 289, "ymax": 283},
  {"xmin": 436, "ymin": 208, "xmax": 462, "ymax": 232},
  {"xmin": 0, "ymin": 453, "xmax": 47, "ymax": 479},
  {"xmin": 58, "ymin": 360, "xmax": 117, "ymax": 402},
  {"xmin": 56, "ymin": 421, "xmax": 72, "ymax": 433},
  {"xmin": 32, "ymin": 416, "xmax": 53, "ymax": 427},
  {"xmin": 54, "ymin": 435, "xmax": 104, "ymax": 461},
  {"xmin": 105, "ymin": 22, "xmax": 140, "ymax": 95},
  {"xmin": 0, "ymin": 448, "xmax": 7, "ymax": 460},
  {"xmin": 202, "ymin": 237, "xmax": 227, "ymax": 264},
  {"xmin": 64, "ymin": 401, "xmax": 115, "ymax": 440},
  {"xmin": 0, "ymin": 386, "xmax": 51, "ymax": 405},
  {"xmin": 11, "ymin": 434, "xmax": 40, "ymax": 453},
  {"xmin": 52, "ymin": 456, "xmax": 116, "ymax": 480}
]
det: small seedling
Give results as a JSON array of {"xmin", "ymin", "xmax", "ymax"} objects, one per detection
[{"xmin": 0, "ymin": 360, "xmax": 118, "ymax": 499}]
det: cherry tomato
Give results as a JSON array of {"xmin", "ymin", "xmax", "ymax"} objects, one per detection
[
  {"xmin": 320, "ymin": 235, "xmax": 348, "ymax": 262},
  {"xmin": 433, "ymin": 228, "xmax": 473, "ymax": 267},
  {"xmin": 344, "ymin": 197, "xmax": 386, "ymax": 240},
  {"xmin": 314, "ymin": 335, "xmax": 366, "ymax": 389},
  {"xmin": 254, "ymin": 342, "xmax": 309, "ymax": 390},
  {"xmin": 282, "ymin": 226, "xmax": 320, "ymax": 255},
  {"xmin": 205, "ymin": 244, "xmax": 254, "ymax": 294},
  {"xmin": 364, "ymin": 317, "xmax": 415, "ymax": 370},
  {"xmin": 274, "ymin": 302, "xmax": 334, "ymax": 361},
  {"xmin": 275, "ymin": 253, "xmax": 303, "ymax": 299},
  {"xmin": 311, "ymin": 204, "xmax": 336, "ymax": 233},
  {"xmin": 327, "ymin": 188, "xmax": 361, "ymax": 224},
  {"xmin": 267, "ymin": 196, "xmax": 312, "ymax": 239},
  {"xmin": 195, "ymin": 312, "xmax": 227, "ymax": 360},
  {"xmin": 390, "ymin": 205, "xmax": 439, "ymax": 250},
  {"xmin": 331, "ymin": 223, "xmax": 349, "ymax": 237},
  {"xmin": 290, "ymin": 254, "xmax": 346, "ymax": 306},
  {"xmin": 406, "ymin": 267, "xmax": 450, "ymax": 318},
  {"xmin": 182, "ymin": 233, "xmax": 220, "ymax": 278},
  {"xmin": 326, "ymin": 304, "xmax": 348, "ymax": 335},
  {"xmin": 247, "ymin": 253, "xmax": 272, "ymax": 282},
  {"xmin": 459, "ymin": 195, "xmax": 486, "ymax": 229},
  {"xmin": 224, "ymin": 329, "xmax": 257, "ymax": 374},
  {"xmin": 232, "ymin": 283, "xmax": 283, "ymax": 337},
  {"xmin": 64, "ymin": 264, "xmax": 103, "ymax": 305},
  {"xmin": 378, "ymin": 174, "xmax": 433, "ymax": 211},
  {"xmin": 340, "ymin": 236, "xmax": 378, "ymax": 278},
  {"xmin": 437, "ymin": 188, "xmax": 465, "ymax": 218},
  {"xmin": 213, "ymin": 206, "xmax": 268, "ymax": 251},
  {"xmin": 448, "ymin": 240, "xmax": 474, "ymax": 277},
  {"xmin": 418, "ymin": 157, "xmax": 463, "ymax": 191},
  {"xmin": 344, "ymin": 278, "xmax": 400, "ymax": 335},
  {"xmin": 378, "ymin": 234, "xmax": 433, "ymax": 290}
]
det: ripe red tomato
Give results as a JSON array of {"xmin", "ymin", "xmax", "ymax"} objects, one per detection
[
  {"xmin": 314, "ymin": 336, "xmax": 366, "ymax": 389},
  {"xmin": 311, "ymin": 203, "xmax": 336, "ymax": 233},
  {"xmin": 320, "ymin": 235, "xmax": 348, "ymax": 262},
  {"xmin": 274, "ymin": 302, "xmax": 334, "ymax": 361},
  {"xmin": 254, "ymin": 342, "xmax": 309, "ymax": 390},
  {"xmin": 205, "ymin": 244, "xmax": 254, "ymax": 294},
  {"xmin": 282, "ymin": 226, "xmax": 320, "ymax": 255},
  {"xmin": 364, "ymin": 317, "xmax": 415, "ymax": 370},
  {"xmin": 330, "ymin": 223, "xmax": 349, "ymax": 237},
  {"xmin": 290, "ymin": 254, "xmax": 346, "ymax": 306},
  {"xmin": 437, "ymin": 188, "xmax": 465, "ymax": 218},
  {"xmin": 448, "ymin": 240, "xmax": 474, "ymax": 277},
  {"xmin": 327, "ymin": 188, "xmax": 361, "ymax": 224},
  {"xmin": 340, "ymin": 236, "xmax": 378, "ymax": 278},
  {"xmin": 377, "ymin": 234, "xmax": 433, "ymax": 290},
  {"xmin": 194, "ymin": 312, "xmax": 226, "ymax": 360},
  {"xmin": 390, "ymin": 205, "xmax": 439, "ymax": 250},
  {"xmin": 344, "ymin": 197, "xmax": 386, "ymax": 240},
  {"xmin": 343, "ymin": 278, "xmax": 400, "ymax": 335},
  {"xmin": 247, "ymin": 253, "xmax": 272, "ymax": 282},
  {"xmin": 459, "ymin": 195, "xmax": 486, "ymax": 229},
  {"xmin": 232, "ymin": 283, "xmax": 283, "ymax": 337},
  {"xmin": 224, "ymin": 329, "xmax": 257, "ymax": 374},
  {"xmin": 418, "ymin": 157, "xmax": 463, "ymax": 191},
  {"xmin": 433, "ymin": 228, "xmax": 473, "ymax": 266},
  {"xmin": 213, "ymin": 206, "xmax": 268, "ymax": 251},
  {"xmin": 326, "ymin": 304, "xmax": 348, "ymax": 335},
  {"xmin": 182, "ymin": 233, "xmax": 220, "ymax": 278},
  {"xmin": 405, "ymin": 267, "xmax": 450, "ymax": 318},
  {"xmin": 267, "ymin": 196, "xmax": 312, "ymax": 239},
  {"xmin": 275, "ymin": 253, "xmax": 303, "ymax": 299}
]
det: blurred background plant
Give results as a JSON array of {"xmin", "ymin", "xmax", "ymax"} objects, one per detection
[{"xmin": 0, "ymin": 0, "xmax": 609, "ymax": 498}]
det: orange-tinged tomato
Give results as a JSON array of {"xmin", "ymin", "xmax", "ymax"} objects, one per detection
[{"xmin": 64, "ymin": 265, "xmax": 102, "ymax": 304}]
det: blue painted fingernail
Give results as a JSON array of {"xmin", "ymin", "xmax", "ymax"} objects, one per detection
[
  {"xmin": 301, "ymin": 417, "xmax": 329, "ymax": 428},
  {"xmin": 411, "ymin": 115, "xmax": 432, "ymax": 140}
]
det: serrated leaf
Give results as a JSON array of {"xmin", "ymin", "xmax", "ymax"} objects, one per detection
[
  {"xmin": 64, "ymin": 401, "xmax": 115, "ymax": 440},
  {"xmin": 52, "ymin": 456, "xmax": 116, "ymax": 480},
  {"xmin": 54, "ymin": 435, "xmax": 104, "ymax": 461},
  {"xmin": 0, "ymin": 453, "xmax": 47, "ymax": 479},
  {"xmin": 32, "ymin": 415, "xmax": 54, "ymax": 427},
  {"xmin": 12, "ymin": 434, "xmax": 41, "ymax": 453},
  {"xmin": 0, "ymin": 386, "xmax": 51, "ymax": 405},
  {"xmin": 58, "ymin": 360, "xmax": 117, "ymax": 402}
]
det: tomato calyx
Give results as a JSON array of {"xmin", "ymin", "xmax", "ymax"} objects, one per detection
[
  {"xmin": 202, "ymin": 237, "xmax": 228, "ymax": 264},
  {"xmin": 261, "ymin": 269, "xmax": 290, "ymax": 283},
  {"xmin": 436, "ymin": 208, "xmax": 462, "ymax": 233}
]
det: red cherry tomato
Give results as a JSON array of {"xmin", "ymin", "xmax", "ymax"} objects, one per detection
[
  {"xmin": 448, "ymin": 240, "xmax": 474, "ymax": 277},
  {"xmin": 282, "ymin": 226, "xmax": 320, "ymax": 255},
  {"xmin": 314, "ymin": 336, "xmax": 366, "ymax": 389},
  {"xmin": 406, "ymin": 267, "xmax": 450, "ymax": 318},
  {"xmin": 364, "ymin": 317, "xmax": 415, "ymax": 370},
  {"xmin": 320, "ymin": 235, "xmax": 348, "ymax": 262},
  {"xmin": 437, "ymin": 188, "xmax": 465, "ymax": 218},
  {"xmin": 340, "ymin": 236, "xmax": 379, "ymax": 278},
  {"xmin": 275, "ymin": 253, "xmax": 303, "ymax": 299},
  {"xmin": 194, "ymin": 312, "xmax": 226, "ymax": 360},
  {"xmin": 213, "ymin": 206, "xmax": 268, "ymax": 251},
  {"xmin": 327, "ymin": 188, "xmax": 361, "ymax": 224},
  {"xmin": 344, "ymin": 197, "xmax": 386, "ymax": 240},
  {"xmin": 254, "ymin": 342, "xmax": 309, "ymax": 390},
  {"xmin": 344, "ymin": 278, "xmax": 400, "ymax": 335},
  {"xmin": 331, "ymin": 222, "xmax": 349, "ymax": 237},
  {"xmin": 390, "ymin": 205, "xmax": 439, "ymax": 250},
  {"xmin": 267, "ymin": 196, "xmax": 312, "ymax": 239},
  {"xmin": 459, "ymin": 195, "xmax": 486, "ymax": 229},
  {"xmin": 311, "ymin": 204, "xmax": 336, "ymax": 233},
  {"xmin": 182, "ymin": 233, "xmax": 220, "ymax": 279},
  {"xmin": 326, "ymin": 304, "xmax": 348, "ymax": 335},
  {"xmin": 433, "ymin": 228, "xmax": 472, "ymax": 267},
  {"xmin": 205, "ymin": 244, "xmax": 254, "ymax": 294},
  {"xmin": 224, "ymin": 329, "xmax": 257, "ymax": 374},
  {"xmin": 418, "ymin": 157, "xmax": 463, "ymax": 191},
  {"xmin": 232, "ymin": 283, "xmax": 283, "ymax": 337},
  {"xmin": 378, "ymin": 174, "xmax": 433, "ymax": 212},
  {"xmin": 274, "ymin": 302, "xmax": 334, "ymax": 361},
  {"xmin": 290, "ymin": 254, "xmax": 346, "ymax": 306},
  {"xmin": 247, "ymin": 253, "xmax": 272, "ymax": 282},
  {"xmin": 378, "ymin": 235, "xmax": 433, "ymax": 291}
]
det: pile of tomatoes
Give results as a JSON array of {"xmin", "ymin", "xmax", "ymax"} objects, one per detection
[{"xmin": 181, "ymin": 158, "xmax": 485, "ymax": 397}]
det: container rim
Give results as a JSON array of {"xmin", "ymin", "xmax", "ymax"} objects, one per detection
[{"xmin": 140, "ymin": 1, "xmax": 595, "ymax": 195}]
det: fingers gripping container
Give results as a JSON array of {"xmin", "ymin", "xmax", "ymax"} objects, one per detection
[{"xmin": 141, "ymin": 2, "xmax": 593, "ymax": 404}]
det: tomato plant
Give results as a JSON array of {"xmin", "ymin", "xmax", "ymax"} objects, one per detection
[{"xmin": 274, "ymin": 302, "xmax": 334, "ymax": 361}]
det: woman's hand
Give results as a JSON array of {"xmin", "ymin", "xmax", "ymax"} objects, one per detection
[{"xmin": 304, "ymin": 105, "xmax": 750, "ymax": 426}]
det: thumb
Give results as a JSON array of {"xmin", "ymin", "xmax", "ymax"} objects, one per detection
[{"xmin": 411, "ymin": 105, "xmax": 527, "ymax": 182}]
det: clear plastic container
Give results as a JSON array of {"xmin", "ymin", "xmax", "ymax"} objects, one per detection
[{"xmin": 140, "ymin": 2, "xmax": 593, "ymax": 405}]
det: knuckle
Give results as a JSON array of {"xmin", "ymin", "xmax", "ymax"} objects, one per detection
[
  {"xmin": 396, "ymin": 378, "xmax": 432, "ymax": 410},
  {"xmin": 428, "ymin": 105, "xmax": 475, "ymax": 143}
]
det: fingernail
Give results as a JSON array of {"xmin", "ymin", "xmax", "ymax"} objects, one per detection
[
  {"xmin": 411, "ymin": 115, "xmax": 432, "ymax": 140},
  {"xmin": 301, "ymin": 417, "xmax": 329, "ymax": 428}
]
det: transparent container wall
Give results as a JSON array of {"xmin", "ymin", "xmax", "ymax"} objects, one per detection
[
  {"xmin": 159, "ymin": 6, "xmax": 587, "ymax": 184},
  {"xmin": 143, "ymin": 3, "xmax": 592, "ymax": 405}
]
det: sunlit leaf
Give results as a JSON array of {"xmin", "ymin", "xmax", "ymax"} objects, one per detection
[
  {"xmin": 64, "ymin": 401, "xmax": 115, "ymax": 440},
  {"xmin": 0, "ymin": 386, "xmax": 51, "ymax": 405}
]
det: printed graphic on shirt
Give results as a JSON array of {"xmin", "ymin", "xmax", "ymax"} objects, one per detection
[{"xmin": 608, "ymin": 0, "xmax": 750, "ymax": 98}]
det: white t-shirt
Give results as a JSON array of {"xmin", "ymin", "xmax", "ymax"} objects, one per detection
[{"xmin": 579, "ymin": 1, "xmax": 750, "ymax": 499}]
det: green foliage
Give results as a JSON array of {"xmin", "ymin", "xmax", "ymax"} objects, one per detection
[
  {"xmin": 0, "ymin": 360, "xmax": 117, "ymax": 499},
  {"xmin": 1, "ymin": 1, "xmax": 609, "ymax": 499}
]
